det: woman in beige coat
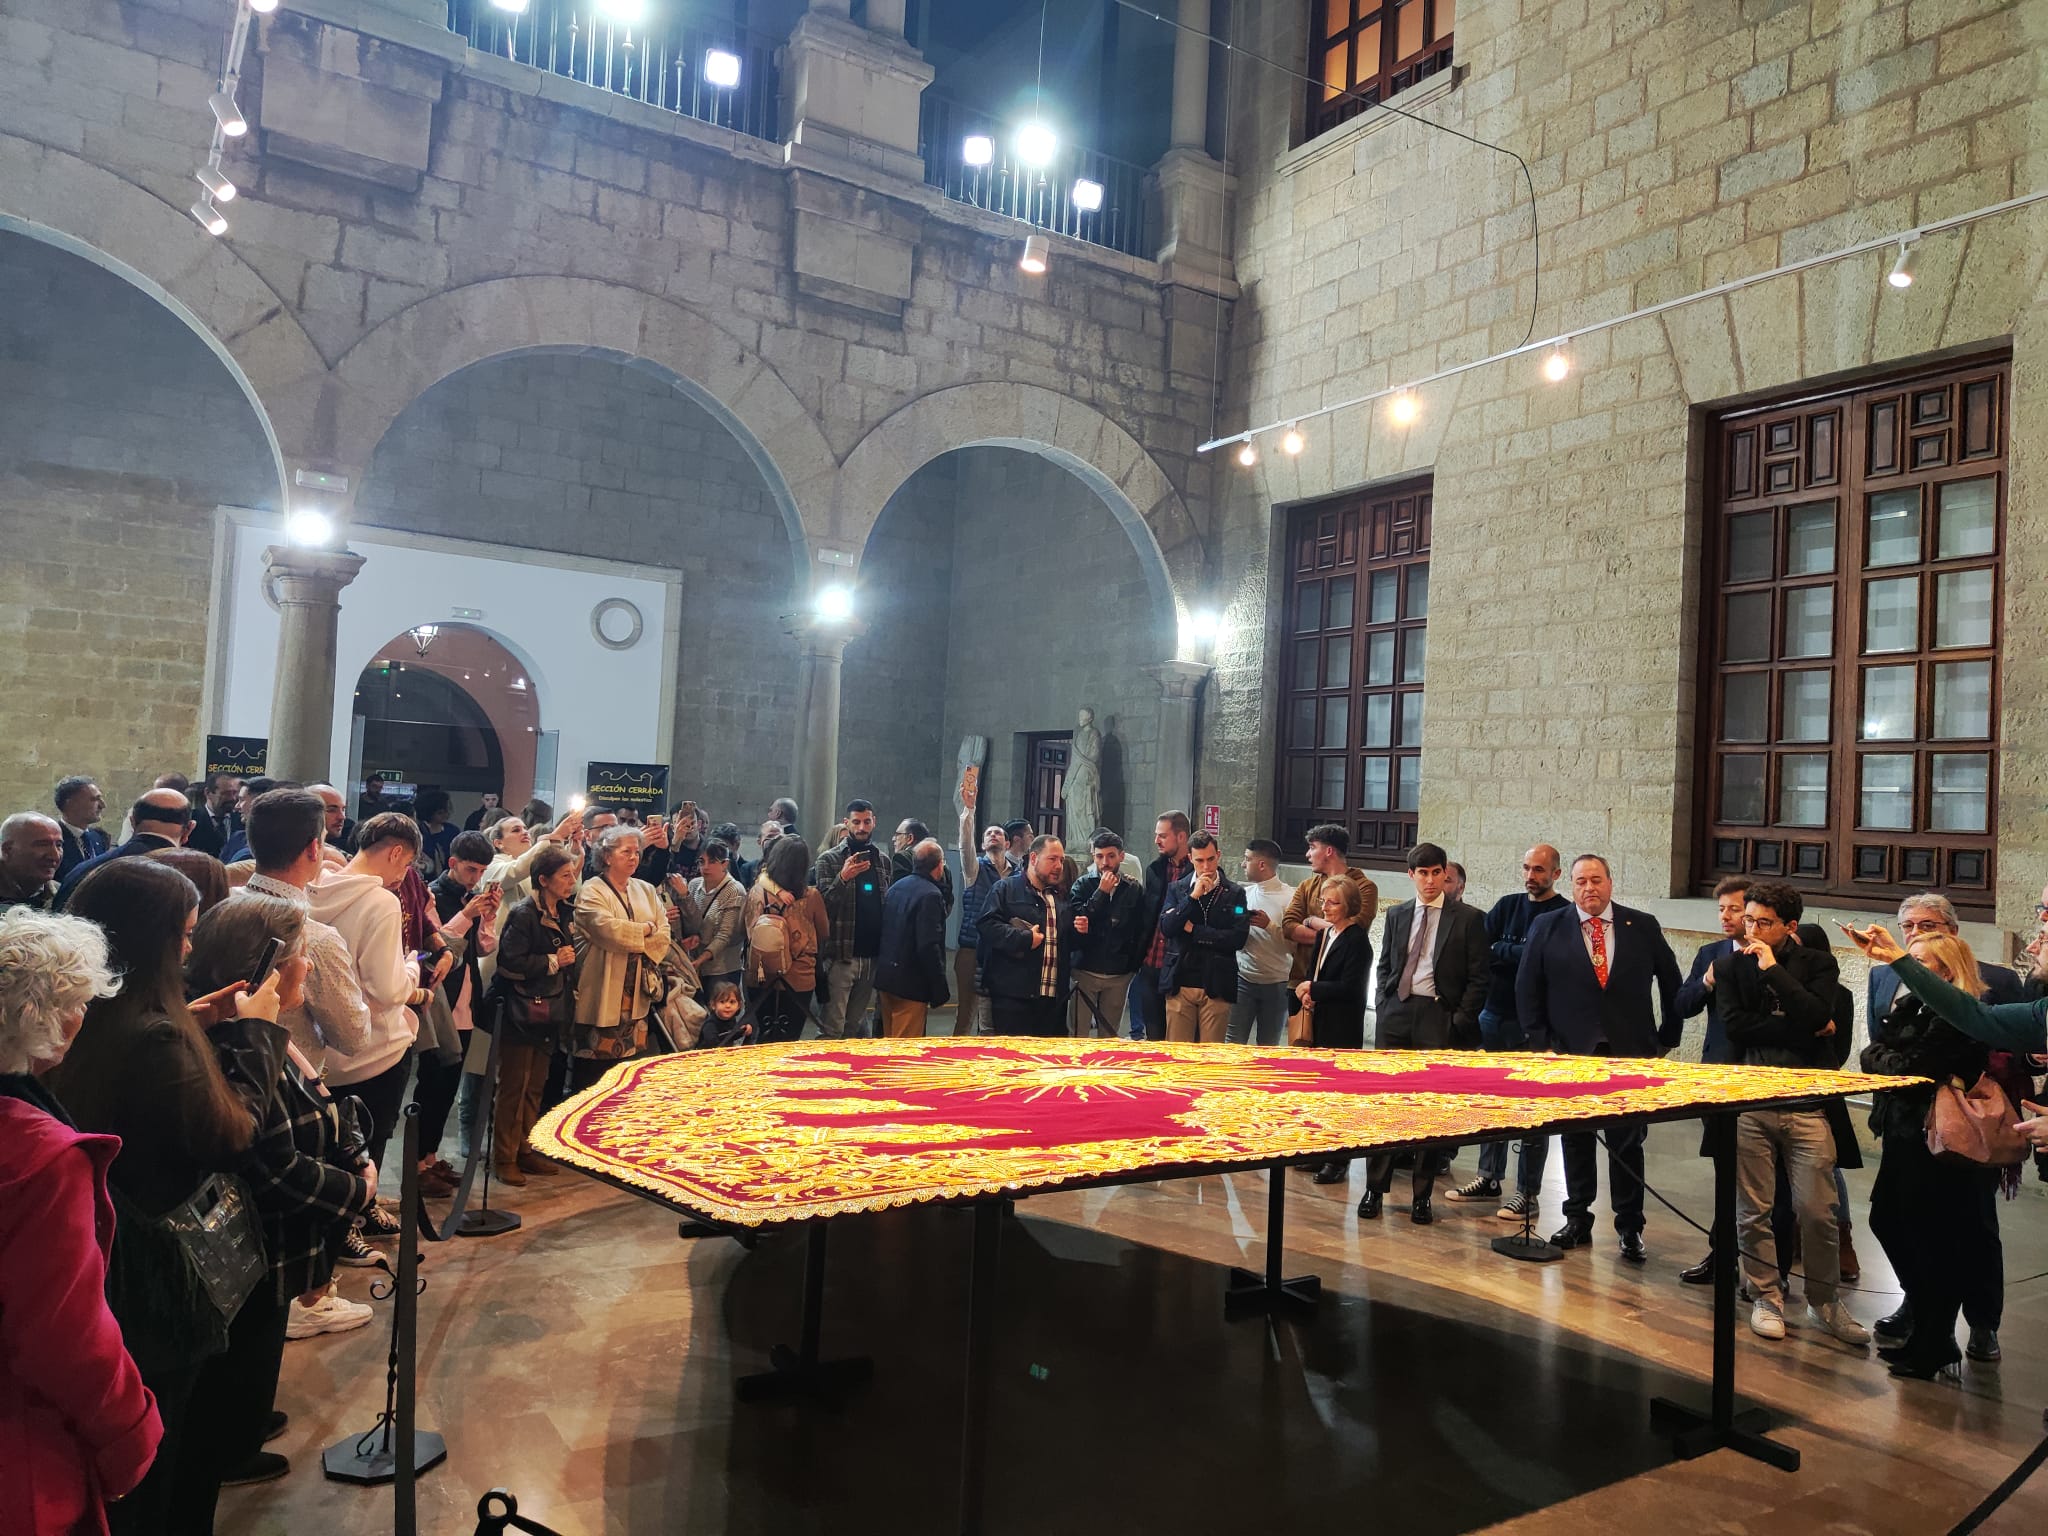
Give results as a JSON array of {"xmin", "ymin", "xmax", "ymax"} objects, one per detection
[{"xmin": 570, "ymin": 824, "xmax": 670, "ymax": 1091}]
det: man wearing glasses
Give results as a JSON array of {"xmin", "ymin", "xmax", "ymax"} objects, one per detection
[{"xmin": 1867, "ymin": 893, "xmax": 2026, "ymax": 1020}]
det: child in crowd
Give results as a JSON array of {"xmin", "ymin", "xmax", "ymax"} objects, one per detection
[{"xmin": 702, "ymin": 982, "xmax": 752, "ymax": 1048}]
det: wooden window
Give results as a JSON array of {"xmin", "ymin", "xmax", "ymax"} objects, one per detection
[
  {"xmin": 1307, "ymin": 0, "xmax": 1454, "ymax": 141},
  {"xmin": 1695, "ymin": 356, "xmax": 2008, "ymax": 913},
  {"xmin": 1275, "ymin": 479, "xmax": 1432, "ymax": 862}
]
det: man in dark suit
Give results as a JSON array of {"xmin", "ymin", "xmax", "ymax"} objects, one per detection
[
  {"xmin": 1868, "ymin": 892, "xmax": 2024, "ymax": 1014},
  {"xmin": 1516, "ymin": 853, "xmax": 1681, "ymax": 1263},
  {"xmin": 54, "ymin": 789, "xmax": 193, "ymax": 908},
  {"xmin": 1360, "ymin": 842, "xmax": 1490, "ymax": 1224},
  {"xmin": 186, "ymin": 772, "xmax": 243, "ymax": 858},
  {"xmin": 52, "ymin": 775, "xmax": 109, "ymax": 880}
]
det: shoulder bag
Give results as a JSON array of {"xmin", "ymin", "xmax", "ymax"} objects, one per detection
[{"xmin": 1926, "ymin": 1073, "xmax": 2025, "ymax": 1167}]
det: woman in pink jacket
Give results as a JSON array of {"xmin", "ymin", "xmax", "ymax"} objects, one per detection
[{"xmin": 0, "ymin": 907, "xmax": 163, "ymax": 1534}]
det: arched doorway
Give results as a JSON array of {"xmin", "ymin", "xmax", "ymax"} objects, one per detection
[{"xmin": 350, "ymin": 624, "xmax": 540, "ymax": 824}]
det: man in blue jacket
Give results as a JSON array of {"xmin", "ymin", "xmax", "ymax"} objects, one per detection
[
  {"xmin": 1158, "ymin": 831, "xmax": 1252, "ymax": 1043},
  {"xmin": 874, "ymin": 838, "xmax": 951, "ymax": 1037},
  {"xmin": 1516, "ymin": 853, "xmax": 1681, "ymax": 1263},
  {"xmin": 976, "ymin": 834, "xmax": 1088, "ymax": 1036}
]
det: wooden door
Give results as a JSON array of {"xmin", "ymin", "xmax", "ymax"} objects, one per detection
[{"xmin": 1025, "ymin": 734, "xmax": 1071, "ymax": 839}]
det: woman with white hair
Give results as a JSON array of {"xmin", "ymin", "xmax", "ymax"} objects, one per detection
[
  {"xmin": 0, "ymin": 908, "xmax": 163, "ymax": 1535},
  {"xmin": 570, "ymin": 822, "xmax": 672, "ymax": 1091}
]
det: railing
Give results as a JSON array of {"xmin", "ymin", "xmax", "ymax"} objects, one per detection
[
  {"xmin": 919, "ymin": 94, "xmax": 1153, "ymax": 260},
  {"xmin": 446, "ymin": 0, "xmax": 781, "ymax": 144}
]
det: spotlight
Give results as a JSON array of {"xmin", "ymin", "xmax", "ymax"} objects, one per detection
[
  {"xmin": 1071, "ymin": 178, "xmax": 1104, "ymax": 212},
  {"xmin": 247, "ymin": 0, "xmax": 279, "ymax": 12},
  {"xmin": 1019, "ymin": 233, "xmax": 1049, "ymax": 274},
  {"xmin": 1389, "ymin": 392, "xmax": 1420, "ymax": 426},
  {"xmin": 962, "ymin": 134, "xmax": 994, "ymax": 167},
  {"xmin": 595, "ymin": 0, "xmax": 644, "ymax": 21},
  {"xmin": 208, "ymin": 91, "xmax": 247, "ymax": 137},
  {"xmin": 815, "ymin": 584, "xmax": 854, "ymax": 622},
  {"xmin": 489, "ymin": 0, "xmax": 529, "ymax": 10},
  {"xmin": 569, "ymin": 794, "xmax": 587, "ymax": 812},
  {"xmin": 195, "ymin": 166, "xmax": 237, "ymax": 202},
  {"xmin": 703, "ymin": 48, "xmax": 741, "ymax": 87},
  {"xmin": 189, "ymin": 198, "xmax": 228, "ymax": 236},
  {"xmin": 1281, "ymin": 424, "xmax": 1305, "ymax": 456},
  {"xmin": 1542, "ymin": 348, "xmax": 1570, "ymax": 382},
  {"xmin": 1015, "ymin": 121, "xmax": 1057, "ymax": 167},
  {"xmin": 1888, "ymin": 240, "xmax": 1916, "ymax": 289},
  {"xmin": 285, "ymin": 508, "xmax": 333, "ymax": 545},
  {"xmin": 1236, "ymin": 440, "xmax": 1258, "ymax": 467}
]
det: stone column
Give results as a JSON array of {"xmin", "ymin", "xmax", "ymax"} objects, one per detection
[
  {"xmin": 787, "ymin": 618, "xmax": 864, "ymax": 844},
  {"xmin": 1169, "ymin": 0, "xmax": 1211, "ymax": 150},
  {"xmin": 865, "ymin": 0, "xmax": 907, "ymax": 37},
  {"xmin": 261, "ymin": 544, "xmax": 366, "ymax": 785},
  {"xmin": 1148, "ymin": 659, "xmax": 1212, "ymax": 819}
]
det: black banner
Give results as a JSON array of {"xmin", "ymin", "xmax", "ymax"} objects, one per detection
[
  {"xmin": 204, "ymin": 734, "xmax": 268, "ymax": 780},
  {"xmin": 585, "ymin": 761, "xmax": 669, "ymax": 817}
]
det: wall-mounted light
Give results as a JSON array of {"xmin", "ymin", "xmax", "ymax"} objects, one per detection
[
  {"xmin": 1281, "ymin": 424, "xmax": 1305, "ymax": 455},
  {"xmin": 1888, "ymin": 239, "xmax": 1916, "ymax": 289},
  {"xmin": 189, "ymin": 198, "xmax": 228, "ymax": 237},
  {"xmin": 489, "ymin": 0, "xmax": 529, "ymax": 10},
  {"xmin": 595, "ymin": 0, "xmax": 644, "ymax": 22},
  {"xmin": 1015, "ymin": 121, "xmax": 1056, "ymax": 167},
  {"xmin": 1071, "ymin": 178, "xmax": 1104, "ymax": 212},
  {"xmin": 208, "ymin": 91, "xmax": 247, "ymax": 137},
  {"xmin": 1389, "ymin": 392, "xmax": 1420, "ymax": 426},
  {"xmin": 196, "ymin": 166, "xmax": 237, "ymax": 203},
  {"xmin": 963, "ymin": 134, "xmax": 993, "ymax": 167},
  {"xmin": 247, "ymin": 0, "xmax": 279, "ymax": 13},
  {"xmin": 815, "ymin": 584, "xmax": 854, "ymax": 622},
  {"xmin": 285, "ymin": 508, "xmax": 333, "ymax": 545},
  {"xmin": 703, "ymin": 48, "xmax": 741, "ymax": 87},
  {"xmin": 1542, "ymin": 348, "xmax": 1571, "ymax": 382},
  {"xmin": 1019, "ymin": 233, "xmax": 1049, "ymax": 274},
  {"xmin": 1235, "ymin": 440, "xmax": 1257, "ymax": 467}
]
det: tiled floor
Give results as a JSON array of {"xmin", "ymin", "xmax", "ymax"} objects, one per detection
[{"xmin": 224, "ymin": 1068, "xmax": 2048, "ymax": 1536}]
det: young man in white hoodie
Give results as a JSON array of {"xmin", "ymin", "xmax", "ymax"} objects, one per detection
[{"xmin": 310, "ymin": 812, "xmax": 426, "ymax": 1201}]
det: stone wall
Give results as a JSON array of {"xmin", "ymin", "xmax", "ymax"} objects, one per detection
[
  {"xmin": 354, "ymin": 351, "xmax": 801, "ymax": 819},
  {"xmin": 1207, "ymin": 0, "xmax": 2048, "ymax": 927}
]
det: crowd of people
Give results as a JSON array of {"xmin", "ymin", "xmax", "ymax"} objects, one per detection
[{"xmin": 3, "ymin": 763, "xmax": 2046, "ymax": 1531}]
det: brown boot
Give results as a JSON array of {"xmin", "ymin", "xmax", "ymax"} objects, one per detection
[
  {"xmin": 1837, "ymin": 1219, "xmax": 1860, "ymax": 1283},
  {"xmin": 493, "ymin": 1162, "xmax": 528, "ymax": 1188},
  {"xmin": 517, "ymin": 1150, "xmax": 560, "ymax": 1177}
]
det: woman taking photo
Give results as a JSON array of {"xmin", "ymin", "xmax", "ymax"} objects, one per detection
[
  {"xmin": 44, "ymin": 858, "xmax": 273, "ymax": 1534},
  {"xmin": 571, "ymin": 824, "xmax": 671, "ymax": 1091},
  {"xmin": 491, "ymin": 845, "xmax": 580, "ymax": 1183},
  {"xmin": 745, "ymin": 835, "xmax": 827, "ymax": 1044},
  {"xmin": 1294, "ymin": 879, "xmax": 1370, "ymax": 1186},
  {"xmin": 0, "ymin": 908, "xmax": 162, "ymax": 1536}
]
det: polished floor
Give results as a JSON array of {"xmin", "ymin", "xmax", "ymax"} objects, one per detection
[{"xmin": 225, "ymin": 1053, "xmax": 2048, "ymax": 1535}]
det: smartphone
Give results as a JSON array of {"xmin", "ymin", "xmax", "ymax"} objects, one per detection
[
  {"xmin": 248, "ymin": 935, "xmax": 284, "ymax": 992},
  {"xmin": 680, "ymin": 800, "xmax": 698, "ymax": 823}
]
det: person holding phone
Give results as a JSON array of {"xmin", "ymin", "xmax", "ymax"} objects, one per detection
[{"xmin": 813, "ymin": 799, "xmax": 894, "ymax": 1039}]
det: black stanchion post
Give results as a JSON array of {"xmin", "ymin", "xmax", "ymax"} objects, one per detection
[
  {"xmin": 1224, "ymin": 1163, "xmax": 1322, "ymax": 1318},
  {"xmin": 458, "ymin": 1025, "xmax": 521, "ymax": 1239},
  {"xmin": 324, "ymin": 1105, "xmax": 449, "ymax": 1501}
]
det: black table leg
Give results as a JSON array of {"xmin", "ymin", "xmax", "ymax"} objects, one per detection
[
  {"xmin": 959, "ymin": 1200, "xmax": 1001, "ymax": 1536},
  {"xmin": 735, "ymin": 1220, "xmax": 873, "ymax": 1403},
  {"xmin": 1649, "ymin": 1111, "xmax": 1799, "ymax": 1471},
  {"xmin": 1225, "ymin": 1164, "xmax": 1322, "ymax": 1320}
]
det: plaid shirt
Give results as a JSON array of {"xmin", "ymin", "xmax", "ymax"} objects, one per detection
[
  {"xmin": 212, "ymin": 1017, "xmax": 375, "ymax": 1302},
  {"xmin": 1033, "ymin": 881, "xmax": 1060, "ymax": 997}
]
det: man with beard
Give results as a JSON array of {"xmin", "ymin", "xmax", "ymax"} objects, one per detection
[{"xmin": 814, "ymin": 799, "xmax": 894, "ymax": 1038}]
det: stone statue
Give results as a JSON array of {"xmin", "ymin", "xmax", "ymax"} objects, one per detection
[{"xmin": 1063, "ymin": 707, "xmax": 1101, "ymax": 841}]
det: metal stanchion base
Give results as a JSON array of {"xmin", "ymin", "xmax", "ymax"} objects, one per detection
[
  {"xmin": 1649, "ymin": 1398, "xmax": 1799, "ymax": 1470},
  {"xmin": 1224, "ymin": 1267, "xmax": 1322, "ymax": 1319},
  {"xmin": 457, "ymin": 1207, "xmax": 522, "ymax": 1238},
  {"xmin": 321, "ymin": 1429, "xmax": 448, "ymax": 1485},
  {"xmin": 1491, "ymin": 1233, "xmax": 1564, "ymax": 1263}
]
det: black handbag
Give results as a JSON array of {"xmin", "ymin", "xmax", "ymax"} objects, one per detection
[{"xmin": 105, "ymin": 1174, "xmax": 266, "ymax": 1376}]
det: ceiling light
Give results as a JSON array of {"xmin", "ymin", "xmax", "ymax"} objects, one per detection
[
  {"xmin": 815, "ymin": 584, "xmax": 854, "ymax": 622},
  {"xmin": 1888, "ymin": 240, "xmax": 1916, "ymax": 289},
  {"xmin": 247, "ymin": 0, "xmax": 279, "ymax": 12},
  {"xmin": 963, "ymin": 134, "xmax": 993, "ymax": 167},
  {"xmin": 208, "ymin": 91, "xmax": 246, "ymax": 137},
  {"xmin": 1236, "ymin": 440, "xmax": 1258, "ymax": 467},
  {"xmin": 703, "ymin": 48, "xmax": 741, "ymax": 87},
  {"xmin": 1542, "ymin": 348, "xmax": 1570, "ymax": 382},
  {"xmin": 408, "ymin": 623, "xmax": 440, "ymax": 656},
  {"xmin": 1071, "ymin": 178, "xmax": 1104, "ymax": 212},
  {"xmin": 595, "ymin": 0, "xmax": 644, "ymax": 21},
  {"xmin": 1015, "ymin": 121, "xmax": 1056, "ymax": 167},
  {"xmin": 189, "ymin": 198, "xmax": 228, "ymax": 236},
  {"xmin": 489, "ymin": 0, "xmax": 529, "ymax": 10},
  {"xmin": 285, "ymin": 508, "xmax": 333, "ymax": 545},
  {"xmin": 1019, "ymin": 233, "xmax": 1049, "ymax": 274},
  {"xmin": 1389, "ymin": 392, "xmax": 1420, "ymax": 426},
  {"xmin": 196, "ymin": 166, "xmax": 237, "ymax": 202},
  {"xmin": 1281, "ymin": 424, "xmax": 1305, "ymax": 455}
]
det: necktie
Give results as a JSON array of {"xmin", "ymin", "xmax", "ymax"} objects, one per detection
[
  {"xmin": 1588, "ymin": 916, "xmax": 1609, "ymax": 989},
  {"xmin": 1397, "ymin": 905, "xmax": 1434, "ymax": 1000}
]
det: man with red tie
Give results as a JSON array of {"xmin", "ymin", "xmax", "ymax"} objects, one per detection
[{"xmin": 1515, "ymin": 853, "xmax": 1682, "ymax": 1263}]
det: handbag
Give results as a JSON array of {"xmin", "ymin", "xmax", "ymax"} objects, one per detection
[
  {"xmin": 1926, "ymin": 1073, "xmax": 2025, "ymax": 1167},
  {"xmin": 105, "ymin": 1174, "xmax": 266, "ymax": 1376},
  {"xmin": 1287, "ymin": 1005, "xmax": 1314, "ymax": 1047}
]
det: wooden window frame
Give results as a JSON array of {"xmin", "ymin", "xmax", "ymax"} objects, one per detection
[
  {"xmin": 1274, "ymin": 478, "xmax": 1432, "ymax": 864},
  {"xmin": 1693, "ymin": 354, "xmax": 2009, "ymax": 916},
  {"xmin": 1306, "ymin": 0, "xmax": 1455, "ymax": 141}
]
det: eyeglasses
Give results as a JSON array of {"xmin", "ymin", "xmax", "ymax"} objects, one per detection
[
  {"xmin": 1898, "ymin": 920, "xmax": 1951, "ymax": 935},
  {"xmin": 2035, "ymin": 903, "xmax": 2048, "ymax": 918}
]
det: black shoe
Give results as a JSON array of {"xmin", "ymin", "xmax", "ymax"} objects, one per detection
[
  {"xmin": 1967, "ymin": 1327, "xmax": 2001, "ymax": 1363},
  {"xmin": 1619, "ymin": 1233, "xmax": 1647, "ymax": 1266},
  {"xmin": 222, "ymin": 1451, "xmax": 290, "ymax": 1487},
  {"xmin": 1874, "ymin": 1303, "xmax": 1914, "ymax": 1345},
  {"xmin": 1888, "ymin": 1338, "xmax": 1962, "ymax": 1382},
  {"xmin": 1410, "ymin": 1198, "xmax": 1433, "ymax": 1226},
  {"xmin": 1312, "ymin": 1162, "xmax": 1349, "ymax": 1185},
  {"xmin": 1548, "ymin": 1219, "xmax": 1594, "ymax": 1249},
  {"xmin": 1678, "ymin": 1254, "xmax": 1714, "ymax": 1285},
  {"xmin": 265, "ymin": 1410, "xmax": 288, "ymax": 1443},
  {"xmin": 1357, "ymin": 1190, "xmax": 1384, "ymax": 1219}
]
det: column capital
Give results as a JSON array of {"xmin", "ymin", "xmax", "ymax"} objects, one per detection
[
  {"xmin": 261, "ymin": 544, "xmax": 366, "ymax": 603},
  {"xmin": 783, "ymin": 615, "xmax": 865, "ymax": 660},
  {"xmin": 1148, "ymin": 659, "xmax": 1212, "ymax": 700}
]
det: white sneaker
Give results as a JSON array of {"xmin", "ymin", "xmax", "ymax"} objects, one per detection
[
  {"xmin": 1807, "ymin": 1299, "xmax": 1872, "ymax": 1345},
  {"xmin": 1749, "ymin": 1298, "xmax": 1786, "ymax": 1340},
  {"xmin": 287, "ymin": 1290, "xmax": 375, "ymax": 1340}
]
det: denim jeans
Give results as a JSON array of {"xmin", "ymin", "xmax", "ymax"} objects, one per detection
[
  {"xmin": 1227, "ymin": 980, "xmax": 1289, "ymax": 1047},
  {"xmin": 821, "ymin": 955, "xmax": 877, "ymax": 1039},
  {"xmin": 1473, "ymin": 1008, "xmax": 1542, "ymax": 1192},
  {"xmin": 1127, "ymin": 966, "xmax": 1167, "ymax": 1041}
]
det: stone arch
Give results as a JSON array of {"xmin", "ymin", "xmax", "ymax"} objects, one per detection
[
  {"xmin": 835, "ymin": 382, "xmax": 1199, "ymax": 631},
  {"xmin": 319, "ymin": 277, "xmax": 836, "ymax": 588},
  {"xmin": 0, "ymin": 138, "xmax": 319, "ymax": 507}
]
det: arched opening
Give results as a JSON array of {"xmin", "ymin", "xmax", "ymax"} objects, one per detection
[
  {"xmin": 839, "ymin": 445, "xmax": 1179, "ymax": 843},
  {"xmin": 350, "ymin": 625, "xmax": 539, "ymax": 822}
]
